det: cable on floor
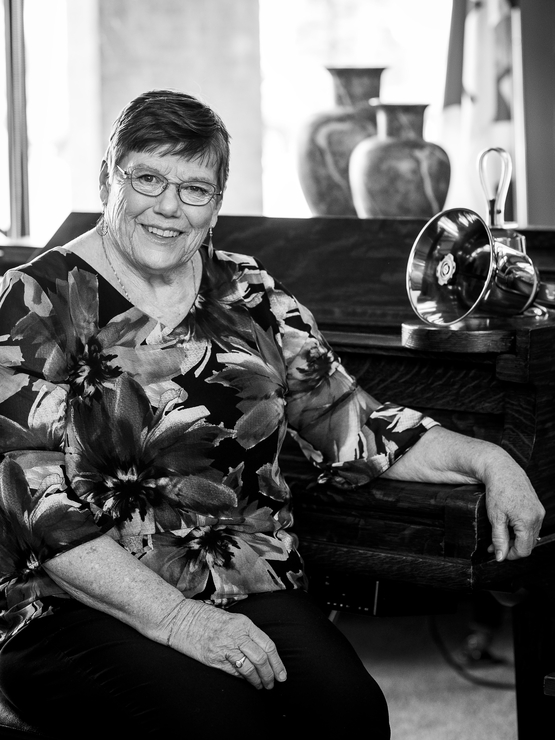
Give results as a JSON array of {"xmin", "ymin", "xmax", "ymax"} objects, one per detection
[{"xmin": 427, "ymin": 614, "xmax": 515, "ymax": 690}]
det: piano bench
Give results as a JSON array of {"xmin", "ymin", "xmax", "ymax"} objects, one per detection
[
  {"xmin": 0, "ymin": 695, "xmax": 54, "ymax": 739},
  {"xmin": 544, "ymin": 673, "xmax": 555, "ymax": 696}
]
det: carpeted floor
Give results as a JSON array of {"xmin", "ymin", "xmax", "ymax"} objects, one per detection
[{"xmin": 336, "ymin": 597, "xmax": 517, "ymax": 740}]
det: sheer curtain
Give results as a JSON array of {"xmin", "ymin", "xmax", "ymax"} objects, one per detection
[{"xmin": 438, "ymin": 0, "xmax": 517, "ymax": 221}]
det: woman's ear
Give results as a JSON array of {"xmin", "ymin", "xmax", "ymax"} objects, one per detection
[
  {"xmin": 99, "ymin": 160, "xmax": 110, "ymax": 205},
  {"xmin": 210, "ymin": 199, "xmax": 222, "ymax": 229}
]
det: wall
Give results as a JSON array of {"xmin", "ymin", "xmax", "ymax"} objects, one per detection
[
  {"xmin": 67, "ymin": 0, "xmax": 103, "ymax": 214},
  {"xmin": 97, "ymin": 0, "xmax": 263, "ymax": 216}
]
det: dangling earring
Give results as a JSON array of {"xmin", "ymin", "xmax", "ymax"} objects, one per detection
[
  {"xmin": 96, "ymin": 209, "xmax": 109, "ymax": 237},
  {"xmin": 207, "ymin": 227, "xmax": 214, "ymax": 259}
]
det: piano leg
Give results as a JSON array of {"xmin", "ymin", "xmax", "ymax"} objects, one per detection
[{"xmin": 512, "ymin": 583, "xmax": 555, "ymax": 739}]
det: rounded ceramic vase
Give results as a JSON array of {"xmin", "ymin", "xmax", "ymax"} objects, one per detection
[
  {"xmin": 297, "ymin": 67, "xmax": 385, "ymax": 216},
  {"xmin": 349, "ymin": 102, "xmax": 450, "ymax": 218}
]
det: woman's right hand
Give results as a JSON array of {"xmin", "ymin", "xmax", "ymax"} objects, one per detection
[
  {"xmin": 44, "ymin": 535, "xmax": 285, "ymax": 690},
  {"xmin": 165, "ymin": 599, "xmax": 287, "ymax": 690}
]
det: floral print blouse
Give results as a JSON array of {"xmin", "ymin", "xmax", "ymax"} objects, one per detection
[{"xmin": 0, "ymin": 245, "xmax": 438, "ymax": 642}]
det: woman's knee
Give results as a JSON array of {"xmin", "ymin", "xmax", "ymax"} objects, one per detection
[{"xmin": 232, "ymin": 591, "xmax": 390, "ymax": 737}]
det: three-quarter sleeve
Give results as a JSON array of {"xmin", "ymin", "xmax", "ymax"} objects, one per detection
[{"xmin": 266, "ymin": 275, "xmax": 439, "ymax": 488}]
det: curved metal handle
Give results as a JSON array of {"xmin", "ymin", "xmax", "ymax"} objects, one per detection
[{"xmin": 478, "ymin": 147, "xmax": 512, "ymax": 228}]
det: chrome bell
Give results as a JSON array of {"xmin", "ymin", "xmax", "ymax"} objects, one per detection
[{"xmin": 406, "ymin": 208, "xmax": 540, "ymax": 326}]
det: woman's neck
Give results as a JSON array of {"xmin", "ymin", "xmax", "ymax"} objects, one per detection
[
  {"xmin": 102, "ymin": 235, "xmax": 199, "ymax": 294},
  {"xmin": 69, "ymin": 230, "xmax": 203, "ymax": 331}
]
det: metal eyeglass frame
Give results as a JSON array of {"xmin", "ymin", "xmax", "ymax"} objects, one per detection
[{"xmin": 116, "ymin": 165, "xmax": 222, "ymax": 206}]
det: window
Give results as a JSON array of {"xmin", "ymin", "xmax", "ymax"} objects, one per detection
[{"xmin": 259, "ymin": 0, "xmax": 452, "ymax": 216}]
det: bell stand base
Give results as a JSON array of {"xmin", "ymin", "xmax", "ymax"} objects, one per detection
[{"xmin": 401, "ymin": 307, "xmax": 551, "ymax": 354}]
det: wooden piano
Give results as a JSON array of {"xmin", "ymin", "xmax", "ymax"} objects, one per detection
[{"xmin": 1, "ymin": 213, "xmax": 555, "ymax": 739}]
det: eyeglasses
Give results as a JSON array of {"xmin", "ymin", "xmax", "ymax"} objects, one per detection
[{"xmin": 116, "ymin": 165, "xmax": 222, "ymax": 206}]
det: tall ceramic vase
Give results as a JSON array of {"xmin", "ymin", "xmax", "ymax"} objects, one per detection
[
  {"xmin": 349, "ymin": 102, "xmax": 450, "ymax": 218},
  {"xmin": 297, "ymin": 67, "xmax": 385, "ymax": 216}
]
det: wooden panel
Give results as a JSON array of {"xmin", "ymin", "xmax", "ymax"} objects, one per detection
[
  {"xmin": 3, "ymin": 213, "xmax": 555, "ymax": 310},
  {"xmin": 327, "ymin": 346, "xmax": 506, "ymax": 445},
  {"xmin": 214, "ymin": 214, "xmax": 427, "ymax": 326},
  {"xmin": 402, "ymin": 322, "xmax": 516, "ymax": 354},
  {"xmin": 526, "ymin": 230, "xmax": 555, "ymax": 282},
  {"xmin": 297, "ymin": 541, "xmax": 477, "ymax": 591},
  {"xmin": 471, "ymin": 534, "xmax": 555, "ymax": 594},
  {"xmin": 544, "ymin": 673, "xmax": 555, "ymax": 697},
  {"xmin": 284, "ymin": 447, "xmax": 489, "ymax": 561},
  {"xmin": 298, "ymin": 528, "xmax": 555, "ymax": 594},
  {"xmin": 295, "ymin": 510, "xmax": 447, "ymax": 558},
  {"xmin": 305, "ymin": 572, "xmax": 458, "ymax": 617},
  {"xmin": 338, "ymin": 351, "xmax": 505, "ymax": 413}
]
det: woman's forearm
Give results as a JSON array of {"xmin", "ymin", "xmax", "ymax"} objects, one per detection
[
  {"xmin": 43, "ymin": 533, "xmax": 196, "ymax": 644},
  {"xmin": 382, "ymin": 425, "xmax": 503, "ymax": 485},
  {"xmin": 382, "ymin": 426, "xmax": 544, "ymax": 561},
  {"xmin": 43, "ymin": 532, "xmax": 288, "ymax": 689}
]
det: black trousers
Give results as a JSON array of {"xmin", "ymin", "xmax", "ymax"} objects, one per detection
[{"xmin": 0, "ymin": 591, "xmax": 390, "ymax": 739}]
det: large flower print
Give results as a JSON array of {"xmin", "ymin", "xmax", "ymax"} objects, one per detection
[
  {"xmin": 5, "ymin": 267, "xmax": 218, "ymax": 408},
  {"xmin": 0, "ymin": 376, "xmax": 68, "ymax": 457},
  {"xmin": 0, "ymin": 356, "xmax": 28, "ymax": 404},
  {"xmin": 142, "ymin": 522, "xmax": 292, "ymax": 601},
  {"xmin": 5, "ymin": 267, "xmax": 153, "ymax": 401},
  {"xmin": 66, "ymin": 335, "xmax": 121, "ymax": 401},
  {"xmin": 206, "ymin": 325, "xmax": 287, "ymax": 449},
  {"xmin": 66, "ymin": 374, "xmax": 238, "ymax": 533},
  {"xmin": 0, "ymin": 457, "xmax": 98, "ymax": 635}
]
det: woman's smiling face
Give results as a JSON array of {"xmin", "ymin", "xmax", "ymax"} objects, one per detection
[{"xmin": 100, "ymin": 149, "xmax": 221, "ymax": 278}]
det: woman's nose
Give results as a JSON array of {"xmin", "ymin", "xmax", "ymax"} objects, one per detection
[{"xmin": 153, "ymin": 183, "xmax": 182, "ymax": 215}]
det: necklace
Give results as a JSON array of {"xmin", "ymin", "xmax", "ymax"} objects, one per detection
[
  {"xmin": 102, "ymin": 236, "xmax": 132, "ymax": 302},
  {"xmin": 101, "ymin": 236, "xmax": 198, "ymax": 307}
]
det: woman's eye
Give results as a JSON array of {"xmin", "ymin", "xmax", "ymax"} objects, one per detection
[
  {"xmin": 182, "ymin": 184, "xmax": 211, "ymax": 196},
  {"xmin": 137, "ymin": 173, "xmax": 162, "ymax": 186}
]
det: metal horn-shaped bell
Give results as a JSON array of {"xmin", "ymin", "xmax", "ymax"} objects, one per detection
[{"xmin": 406, "ymin": 208, "xmax": 539, "ymax": 326}]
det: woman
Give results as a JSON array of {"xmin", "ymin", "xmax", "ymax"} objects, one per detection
[{"xmin": 0, "ymin": 90, "xmax": 543, "ymax": 739}]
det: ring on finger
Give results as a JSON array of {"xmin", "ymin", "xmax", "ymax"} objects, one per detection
[{"xmin": 235, "ymin": 656, "xmax": 247, "ymax": 669}]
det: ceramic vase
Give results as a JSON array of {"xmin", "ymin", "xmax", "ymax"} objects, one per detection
[
  {"xmin": 297, "ymin": 67, "xmax": 385, "ymax": 216},
  {"xmin": 348, "ymin": 102, "xmax": 450, "ymax": 218}
]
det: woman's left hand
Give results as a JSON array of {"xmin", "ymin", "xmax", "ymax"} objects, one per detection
[
  {"xmin": 482, "ymin": 452, "xmax": 545, "ymax": 561},
  {"xmin": 383, "ymin": 426, "xmax": 545, "ymax": 562}
]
